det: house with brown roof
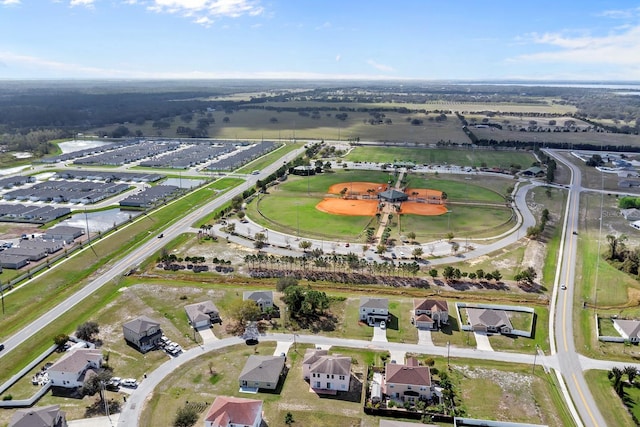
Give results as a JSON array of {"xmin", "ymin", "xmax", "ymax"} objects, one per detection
[
  {"xmin": 413, "ymin": 299, "xmax": 448, "ymax": 330},
  {"xmin": 204, "ymin": 396, "xmax": 263, "ymax": 427},
  {"xmin": 9, "ymin": 405, "xmax": 67, "ymax": 427},
  {"xmin": 184, "ymin": 300, "xmax": 221, "ymax": 329},
  {"xmin": 359, "ymin": 297, "xmax": 389, "ymax": 325},
  {"xmin": 613, "ymin": 319, "xmax": 640, "ymax": 343},
  {"xmin": 239, "ymin": 355, "xmax": 285, "ymax": 391},
  {"xmin": 48, "ymin": 349, "xmax": 102, "ymax": 389},
  {"xmin": 383, "ymin": 361, "xmax": 433, "ymax": 404},
  {"xmin": 122, "ymin": 315, "xmax": 162, "ymax": 353},
  {"xmin": 302, "ymin": 348, "xmax": 351, "ymax": 393},
  {"xmin": 466, "ymin": 307, "xmax": 513, "ymax": 334}
]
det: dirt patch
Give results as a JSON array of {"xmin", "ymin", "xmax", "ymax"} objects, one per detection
[
  {"xmin": 400, "ymin": 202, "xmax": 447, "ymax": 216},
  {"xmin": 457, "ymin": 366, "xmax": 542, "ymax": 421},
  {"xmin": 0, "ymin": 222, "xmax": 41, "ymax": 240},
  {"xmin": 522, "ymin": 239, "xmax": 546, "ymax": 283},
  {"xmin": 316, "ymin": 199, "xmax": 378, "ymax": 216},
  {"xmin": 327, "ymin": 182, "xmax": 387, "ymax": 196}
]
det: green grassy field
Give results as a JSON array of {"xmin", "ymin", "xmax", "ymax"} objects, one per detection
[
  {"xmin": 585, "ymin": 370, "xmax": 637, "ymax": 427},
  {"xmin": 345, "ymin": 146, "xmax": 536, "ymax": 169},
  {"xmin": 247, "ymin": 171, "xmax": 515, "ymax": 241}
]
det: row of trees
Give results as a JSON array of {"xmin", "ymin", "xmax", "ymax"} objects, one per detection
[
  {"xmin": 527, "ymin": 208, "xmax": 550, "ymax": 239},
  {"xmin": 604, "ymin": 234, "xmax": 640, "ymax": 277}
]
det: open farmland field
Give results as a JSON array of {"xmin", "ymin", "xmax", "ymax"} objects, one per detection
[
  {"xmin": 344, "ymin": 146, "xmax": 536, "ymax": 169},
  {"xmin": 95, "ymin": 110, "xmax": 470, "ymax": 144},
  {"xmin": 253, "ymin": 100, "xmax": 577, "ymax": 115},
  {"xmin": 473, "ymin": 127, "xmax": 640, "ymax": 147}
]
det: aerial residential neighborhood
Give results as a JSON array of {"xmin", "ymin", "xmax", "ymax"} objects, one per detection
[{"xmin": 2, "ymin": 2, "xmax": 640, "ymax": 427}]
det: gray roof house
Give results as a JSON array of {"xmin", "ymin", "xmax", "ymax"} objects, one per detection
[
  {"xmin": 243, "ymin": 290, "xmax": 273, "ymax": 312},
  {"xmin": 122, "ymin": 315, "xmax": 162, "ymax": 353},
  {"xmin": 239, "ymin": 355, "xmax": 285, "ymax": 391},
  {"xmin": 9, "ymin": 405, "xmax": 67, "ymax": 427},
  {"xmin": 42, "ymin": 226, "xmax": 84, "ymax": 244},
  {"xmin": 184, "ymin": 301, "xmax": 221, "ymax": 329},
  {"xmin": 466, "ymin": 308, "xmax": 513, "ymax": 334},
  {"xmin": 359, "ymin": 297, "xmax": 389, "ymax": 324},
  {"xmin": 621, "ymin": 208, "xmax": 640, "ymax": 221},
  {"xmin": 613, "ymin": 319, "xmax": 640, "ymax": 343},
  {"xmin": 48, "ymin": 349, "xmax": 102, "ymax": 389},
  {"xmin": 0, "ymin": 253, "xmax": 30, "ymax": 269},
  {"xmin": 302, "ymin": 348, "xmax": 351, "ymax": 393}
]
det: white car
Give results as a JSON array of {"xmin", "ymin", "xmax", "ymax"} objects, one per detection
[
  {"xmin": 380, "ymin": 321, "xmax": 386, "ymax": 329},
  {"xmin": 560, "ymin": 284, "xmax": 567, "ymax": 290},
  {"xmin": 121, "ymin": 378, "xmax": 138, "ymax": 388}
]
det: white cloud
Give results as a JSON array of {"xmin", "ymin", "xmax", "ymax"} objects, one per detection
[
  {"xmin": 1, "ymin": 0, "xmax": 21, "ymax": 5},
  {"xmin": 366, "ymin": 59, "xmax": 394, "ymax": 72},
  {"xmin": 315, "ymin": 21, "xmax": 331, "ymax": 30},
  {"xmin": 0, "ymin": 50, "xmax": 403, "ymax": 80},
  {"xmin": 70, "ymin": 0, "xmax": 95, "ymax": 7},
  {"xmin": 512, "ymin": 25, "xmax": 640, "ymax": 67},
  {"xmin": 335, "ymin": 54, "xmax": 341, "ymax": 62},
  {"xmin": 147, "ymin": 0, "xmax": 264, "ymax": 26},
  {"xmin": 597, "ymin": 7, "xmax": 640, "ymax": 19}
]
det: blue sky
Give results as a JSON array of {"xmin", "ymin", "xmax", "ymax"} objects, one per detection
[{"xmin": 1, "ymin": 0, "xmax": 640, "ymax": 81}]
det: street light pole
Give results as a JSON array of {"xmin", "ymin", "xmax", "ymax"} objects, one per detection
[
  {"xmin": 532, "ymin": 344, "xmax": 538, "ymax": 373},
  {"xmin": 447, "ymin": 341, "xmax": 450, "ymax": 368}
]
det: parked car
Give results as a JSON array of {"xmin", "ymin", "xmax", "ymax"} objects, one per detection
[
  {"xmin": 0, "ymin": 343, "xmax": 4, "ymax": 351},
  {"xmin": 121, "ymin": 378, "xmax": 138, "ymax": 388},
  {"xmin": 380, "ymin": 321, "xmax": 386, "ymax": 329}
]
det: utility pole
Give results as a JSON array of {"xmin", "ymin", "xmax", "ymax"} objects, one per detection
[
  {"xmin": 447, "ymin": 341, "xmax": 450, "ymax": 369},
  {"xmin": 532, "ymin": 344, "xmax": 538, "ymax": 373}
]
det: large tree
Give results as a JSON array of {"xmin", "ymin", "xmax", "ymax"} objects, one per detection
[
  {"xmin": 76, "ymin": 321, "xmax": 100, "ymax": 342},
  {"xmin": 229, "ymin": 300, "xmax": 262, "ymax": 326}
]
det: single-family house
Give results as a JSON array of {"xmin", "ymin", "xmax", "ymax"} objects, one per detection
[
  {"xmin": 243, "ymin": 291, "xmax": 273, "ymax": 313},
  {"xmin": 413, "ymin": 299, "xmax": 449, "ymax": 329},
  {"xmin": 613, "ymin": 319, "xmax": 640, "ymax": 343},
  {"xmin": 42, "ymin": 226, "xmax": 84, "ymax": 244},
  {"xmin": 466, "ymin": 308, "xmax": 513, "ymax": 334},
  {"xmin": 383, "ymin": 361, "xmax": 433, "ymax": 403},
  {"xmin": 302, "ymin": 348, "xmax": 351, "ymax": 393},
  {"xmin": 9, "ymin": 405, "xmax": 67, "ymax": 427},
  {"xmin": 184, "ymin": 301, "xmax": 221, "ymax": 329},
  {"xmin": 359, "ymin": 297, "xmax": 389, "ymax": 325},
  {"xmin": 238, "ymin": 355, "xmax": 285, "ymax": 391},
  {"xmin": 204, "ymin": 396, "xmax": 263, "ymax": 427},
  {"xmin": 122, "ymin": 315, "xmax": 162, "ymax": 353},
  {"xmin": 0, "ymin": 253, "xmax": 30, "ymax": 269},
  {"xmin": 48, "ymin": 349, "xmax": 102, "ymax": 389}
]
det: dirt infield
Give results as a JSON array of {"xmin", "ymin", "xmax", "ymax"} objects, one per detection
[
  {"xmin": 405, "ymin": 188, "xmax": 443, "ymax": 199},
  {"xmin": 327, "ymin": 182, "xmax": 388, "ymax": 195},
  {"xmin": 316, "ymin": 199, "xmax": 379, "ymax": 216},
  {"xmin": 401, "ymin": 202, "xmax": 448, "ymax": 216}
]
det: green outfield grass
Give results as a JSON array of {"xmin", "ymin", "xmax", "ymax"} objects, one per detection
[
  {"xmin": 248, "ymin": 171, "xmax": 515, "ymax": 241},
  {"xmin": 345, "ymin": 146, "xmax": 536, "ymax": 169}
]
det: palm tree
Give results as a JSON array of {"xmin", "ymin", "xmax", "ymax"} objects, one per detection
[
  {"xmin": 624, "ymin": 365, "xmax": 637, "ymax": 384},
  {"xmin": 608, "ymin": 367, "xmax": 625, "ymax": 397}
]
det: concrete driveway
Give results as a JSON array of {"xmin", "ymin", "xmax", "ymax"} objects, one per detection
[
  {"xmin": 372, "ymin": 324, "xmax": 388, "ymax": 343},
  {"xmin": 68, "ymin": 414, "xmax": 119, "ymax": 426},
  {"xmin": 417, "ymin": 328, "xmax": 433, "ymax": 346},
  {"xmin": 273, "ymin": 341, "xmax": 293, "ymax": 356},
  {"xmin": 197, "ymin": 326, "xmax": 218, "ymax": 344},
  {"xmin": 474, "ymin": 332, "xmax": 494, "ymax": 351}
]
